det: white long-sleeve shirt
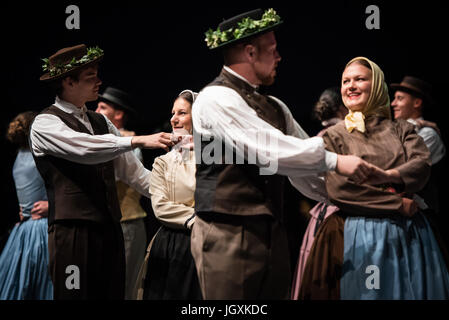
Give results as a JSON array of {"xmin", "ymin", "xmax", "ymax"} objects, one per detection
[
  {"xmin": 407, "ymin": 117, "xmax": 446, "ymax": 165},
  {"xmin": 192, "ymin": 66, "xmax": 336, "ymax": 203},
  {"xmin": 30, "ymin": 96, "xmax": 151, "ymax": 198}
]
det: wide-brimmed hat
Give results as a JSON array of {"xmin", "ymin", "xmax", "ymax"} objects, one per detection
[
  {"xmin": 205, "ymin": 8, "xmax": 283, "ymax": 50},
  {"xmin": 390, "ymin": 76, "xmax": 434, "ymax": 105},
  {"xmin": 40, "ymin": 44, "xmax": 104, "ymax": 82},
  {"xmin": 98, "ymin": 87, "xmax": 136, "ymax": 115}
]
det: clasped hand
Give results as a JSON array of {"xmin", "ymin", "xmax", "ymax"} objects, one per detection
[
  {"xmin": 362, "ymin": 165, "xmax": 417, "ymax": 217},
  {"xmin": 131, "ymin": 132, "xmax": 182, "ymax": 152},
  {"xmin": 336, "ymin": 155, "xmax": 418, "ymax": 217}
]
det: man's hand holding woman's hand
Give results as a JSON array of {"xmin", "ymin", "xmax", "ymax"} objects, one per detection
[
  {"xmin": 336, "ymin": 155, "xmax": 373, "ymax": 184},
  {"xmin": 336, "ymin": 156, "xmax": 418, "ymax": 217},
  {"xmin": 361, "ymin": 165, "xmax": 402, "ymax": 185},
  {"xmin": 131, "ymin": 132, "xmax": 182, "ymax": 152},
  {"xmin": 336, "ymin": 155, "xmax": 403, "ymax": 186}
]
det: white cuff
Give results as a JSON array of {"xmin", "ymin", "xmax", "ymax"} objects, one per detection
[
  {"xmin": 324, "ymin": 150, "xmax": 338, "ymax": 171},
  {"xmin": 117, "ymin": 136, "xmax": 133, "ymax": 151}
]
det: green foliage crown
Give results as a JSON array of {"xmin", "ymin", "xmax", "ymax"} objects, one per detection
[
  {"xmin": 205, "ymin": 8, "xmax": 281, "ymax": 49},
  {"xmin": 42, "ymin": 46, "xmax": 104, "ymax": 77}
]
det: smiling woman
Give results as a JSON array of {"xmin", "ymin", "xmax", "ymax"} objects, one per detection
[
  {"xmin": 171, "ymin": 90, "xmax": 195, "ymax": 134},
  {"xmin": 140, "ymin": 89, "xmax": 202, "ymax": 300},
  {"xmin": 341, "ymin": 60, "xmax": 372, "ymax": 112},
  {"xmin": 299, "ymin": 56, "xmax": 449, "ymax": 300}
]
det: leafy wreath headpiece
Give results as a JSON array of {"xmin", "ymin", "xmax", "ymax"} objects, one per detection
[
  {"xmin": 41, "ymin": 46, "xmax": 104, "ymax": 77},
  {"xmin": 205, "ymin": 8, "xmax": 282, "ymax": 49}
]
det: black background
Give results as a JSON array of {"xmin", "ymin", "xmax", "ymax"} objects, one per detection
[{"xmin": 1, "ymin": 1, "xmax": 448, "ymax": 251}]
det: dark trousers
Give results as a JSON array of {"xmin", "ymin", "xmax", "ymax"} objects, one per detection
[{"xmin": 48, "ymin": 219, "xmax": 125, "ymax": 300}]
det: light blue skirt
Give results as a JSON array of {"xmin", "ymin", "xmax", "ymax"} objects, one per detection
[
  {"xmin": 341, "ymin": 212, "xmax": 449, "ymax": 299},
  {"xmin": 0, "ymin": 218, "xmax": 53, "ymax": 300}
]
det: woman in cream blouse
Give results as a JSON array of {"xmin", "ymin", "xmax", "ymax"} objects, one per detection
[{"xmin": 141, "ymin": 90, "xmax": 202, "ymax": 299}]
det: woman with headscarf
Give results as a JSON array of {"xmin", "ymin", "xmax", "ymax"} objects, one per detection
[
  {"xmin": 139, "ymin": 90, "xmax": 202, "ymax": 300},
  {"xmin": 299, "ymin": 57, "xmax": 449, "ymax": 300}
]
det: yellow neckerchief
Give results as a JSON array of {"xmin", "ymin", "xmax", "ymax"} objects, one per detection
[
  {"xmin": 345, "ymin": 110, "xmax": 366, "ymax": 133},
  {"xmin": 343, "ymin": 57, "xmax": 391, "ymax": 133}
]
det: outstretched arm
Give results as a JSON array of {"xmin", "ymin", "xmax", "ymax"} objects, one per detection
[{"xmin": 31, "ymin": 113, "xmax": 176, "ymax": 165}]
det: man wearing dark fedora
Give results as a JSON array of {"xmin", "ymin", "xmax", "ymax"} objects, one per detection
[
  {"xmin": 391, "ymin": 76, "xmax": 446, "ymax": 208},
  {"xmin": 96, "ymin": 87, "xmax": 138, "ymax": 136},
  {"xmin": 391, "ymin": 76, "xmax": 445, "ymax": 165},
  {"xmin": 30, "ymin": 44, "xmax": 176, "ymax": 299},
  {"xmin": 391, "ymin": 76, "xmax": 448, "ymax": 261},
  {"xmin": 95, "ymin": 86, "xmax": 148, "ymax": 300},
  {"xmin": 191, "ymin": 8, "xmax": 376, "ymax": 299}
]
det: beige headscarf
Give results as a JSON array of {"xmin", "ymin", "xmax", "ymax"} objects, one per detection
[{"xmin": 343, "ymin": 57, "xmax": 391, "ymax": 133}]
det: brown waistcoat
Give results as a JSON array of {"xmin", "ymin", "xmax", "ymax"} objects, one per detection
[
  {"xmin": 194, "ymin": 68, "xmax": 287, "ymax": 219},
  {"xmin": 32, "ymin": 105, "xmax": 122, "ymax": 225}
]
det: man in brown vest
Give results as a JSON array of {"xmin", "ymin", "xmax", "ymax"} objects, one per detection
[
  {"xmin": 191, "ymin": 8, "xmax": 376, "ymax": 299},
  {"xmin": 30, "ymin": 44, "xmax": 176, "ymax": 299}
]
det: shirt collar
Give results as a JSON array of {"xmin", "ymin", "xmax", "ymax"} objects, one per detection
[
  {"xmin": 406, "ymin": 117, "xmax": 424, "ymax": 126},
  {"xmin": 54, "ymin": 96, "xmax": 88, "ymax": 115},
  {"xmin": 223, "ymin": 66, "xmax": 259, "ymax": 90}
]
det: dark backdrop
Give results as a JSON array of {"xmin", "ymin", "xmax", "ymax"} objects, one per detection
[{"xmin": 1, "ymin": 1, "xmax": 448, "ymax": 246}]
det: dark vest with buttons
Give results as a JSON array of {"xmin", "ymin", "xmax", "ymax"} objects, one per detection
[
  {"xmin": 32, "ymin": 105, "xmax": 122, "ymax": 226},
  {"xmin": 194, "ymin": 68, "xmax": 287, "ymax": 219}
]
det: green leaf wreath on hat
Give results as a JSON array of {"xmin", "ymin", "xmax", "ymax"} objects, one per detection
[
  {"xmin": 205, "ymin": 8, "xmax": 281, "ymax": 49},
  {"xmin": 41, "ymin": 46, "xmax": 104, "ymax": 77}
]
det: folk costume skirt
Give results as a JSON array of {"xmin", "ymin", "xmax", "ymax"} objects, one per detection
[
  {"xmin": 143, "ymin": 225, "xmax": 202, "ymax": 300},
  {"xmin": 0, "ymin": 218, "xmax": 53, "ymax": 300},
  {"xmin": 299, "ymin": 211, "xmax": 449, "ymax": 299},
  {"xmin": 291, "ymin": 202, "xmax": 339, "ymax": 299},
  {"xmin": 341, "ymin": 212, "xmax": 449, "ymax": 299}
]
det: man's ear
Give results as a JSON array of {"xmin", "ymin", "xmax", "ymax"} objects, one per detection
[
  {"xmin": 114, "ymin": 109, "xmax": 124, "ymax": 121},
  {"xmin": 413, "ymin": 97, "xmax": 423, "ymax": 110},
  {"xmin": 62, "ymin": 76, "xmax": 75, "ymax": 89},
  {"xmin": 244, "ymin": 44, "xmax": 256, "ymax": 61}
]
